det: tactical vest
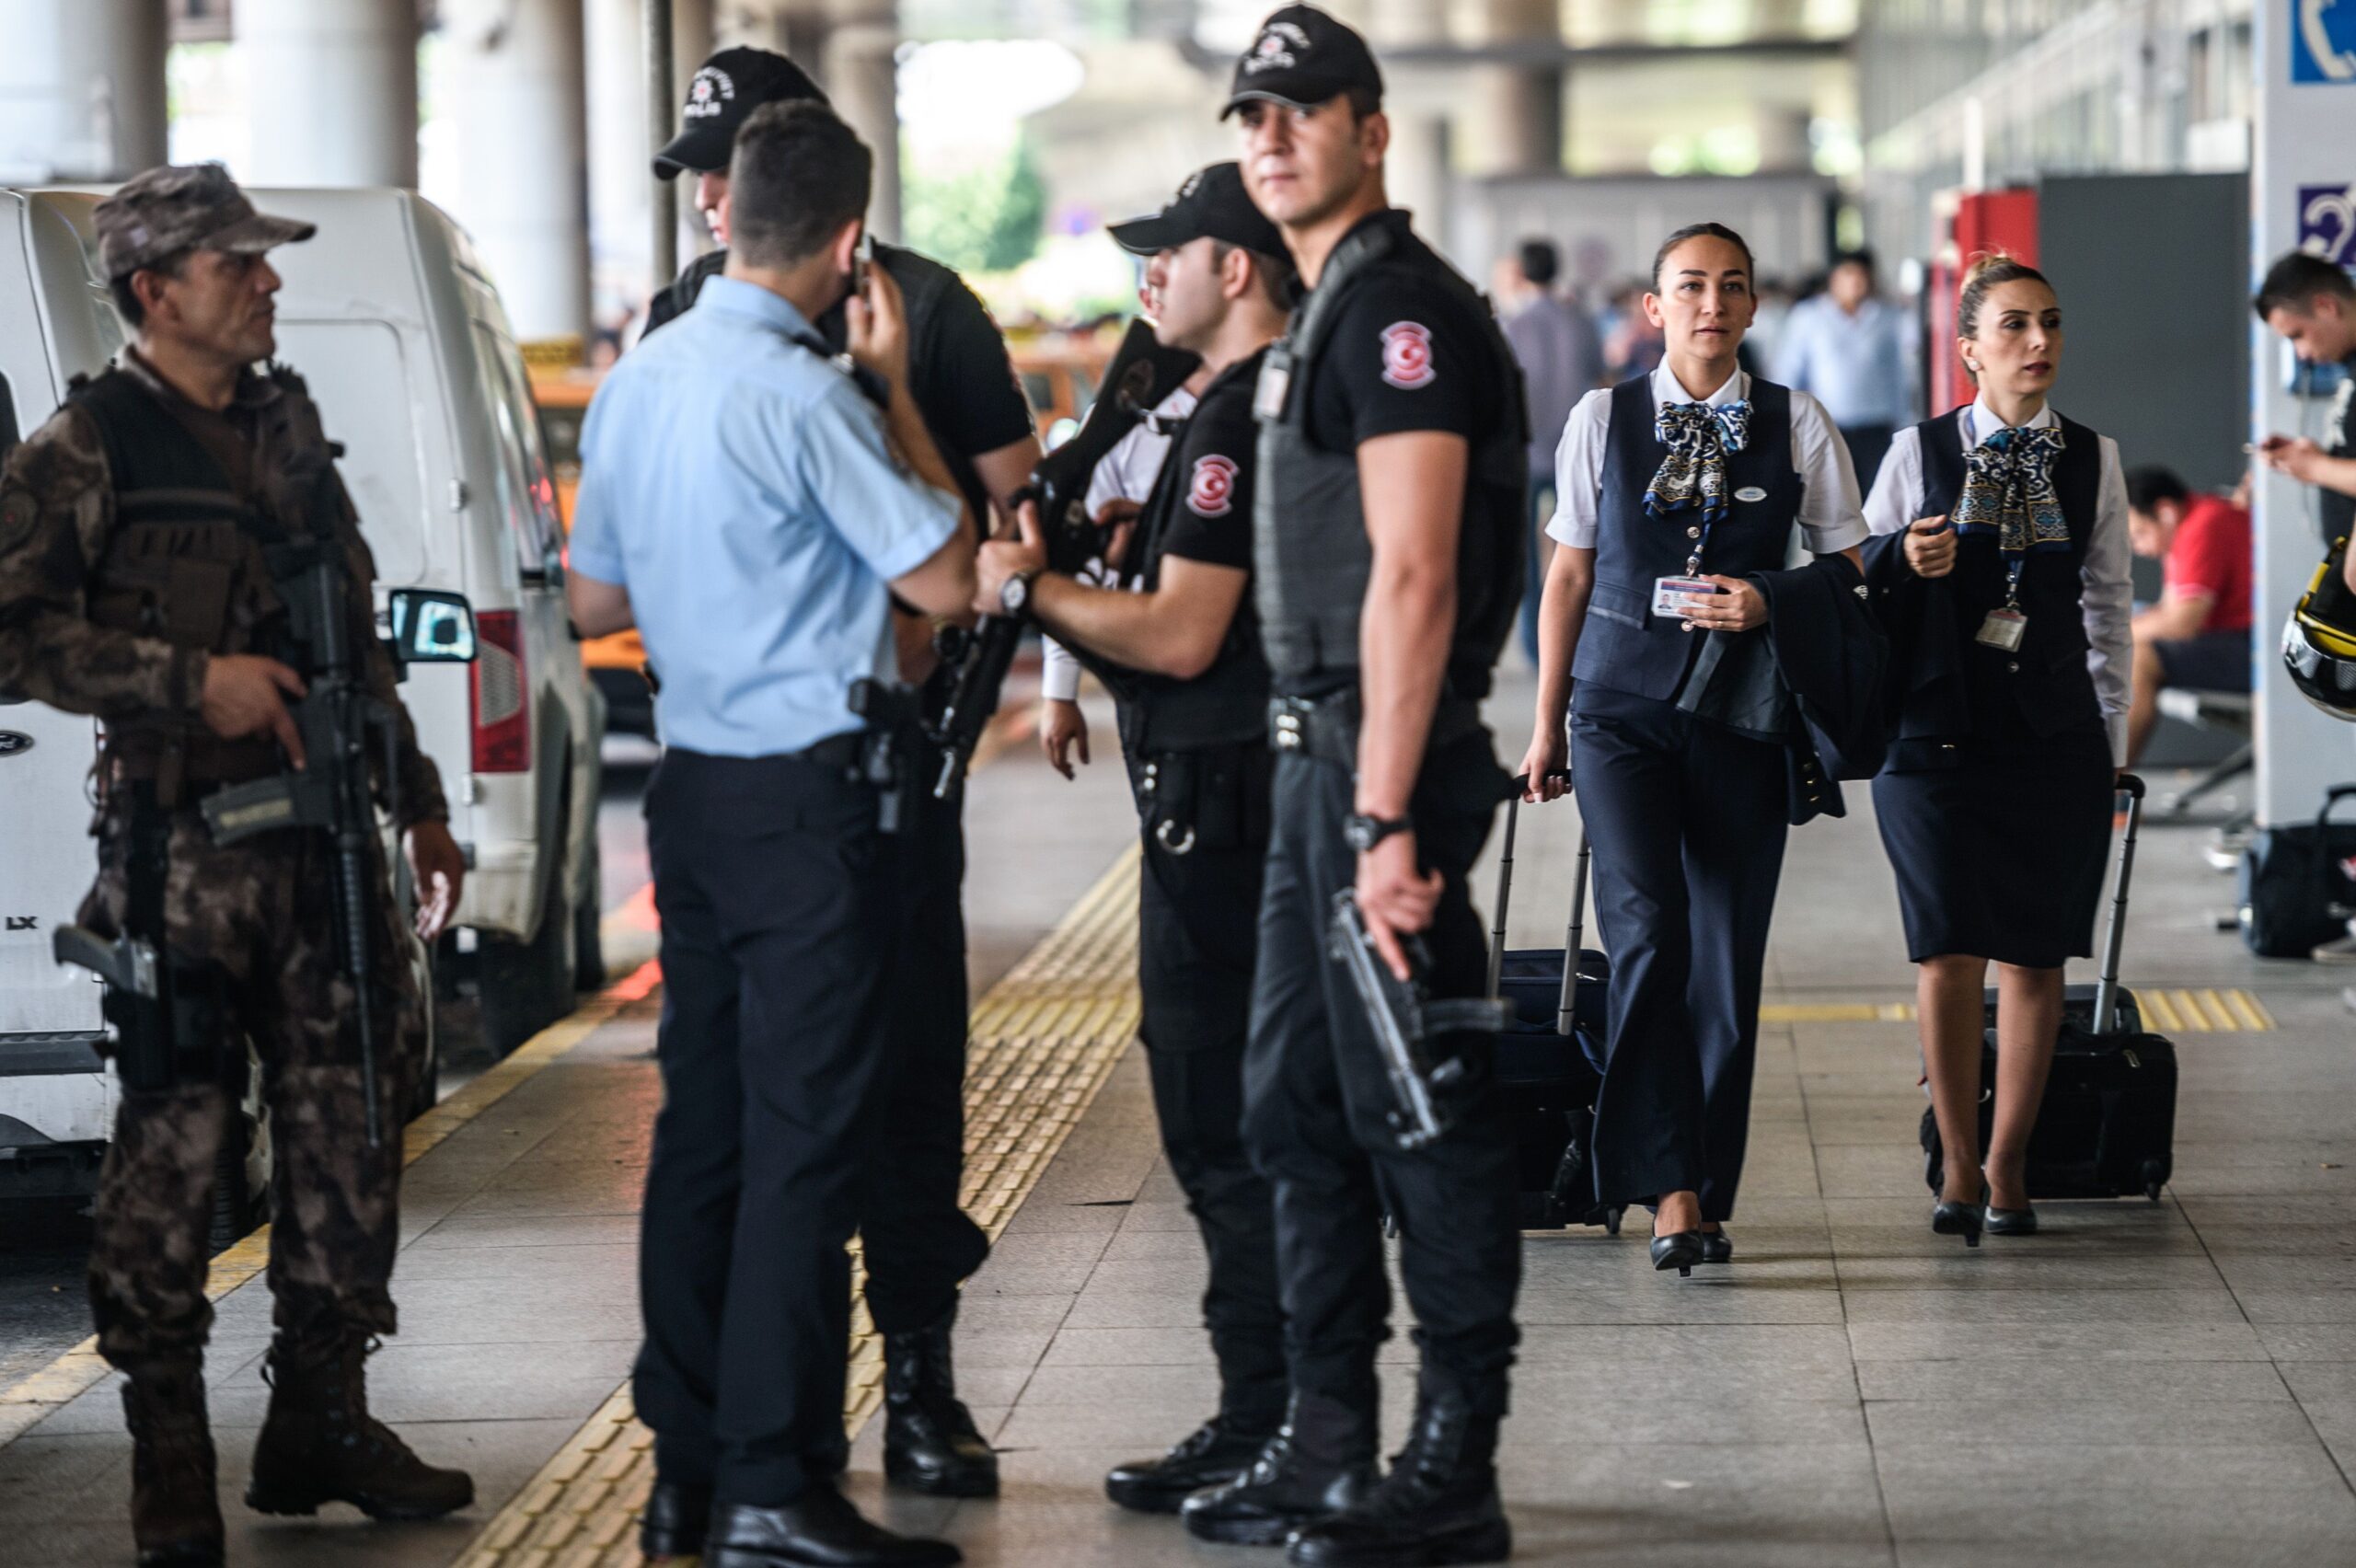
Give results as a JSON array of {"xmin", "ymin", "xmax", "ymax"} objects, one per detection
[
  {"xmin": 1112, "ymin": 357, "xmax": 1273, "ymax": 759},
  {"xmin": 1572, "ymin": 376, "xmax": 1802, "ymax": 702},
  {"xmin": 1251, "ymin": 213, "xmax": 1528, "ymax": 699},
  {"xmin": 2326, "ymin": 369, "xmax": 2354, "ymax": 547},
  {"xmin": 74, "ymin": 366, "xmax": 327, "ymax": 779},
  {"xmin": 1914, "ymin": 406, "xmax": 2104, "ymax": 740}
]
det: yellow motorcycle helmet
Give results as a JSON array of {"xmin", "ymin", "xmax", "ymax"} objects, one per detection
[{"xmin": 2284, "ymin": 537, "xmax": 2356, "ymax": 722}]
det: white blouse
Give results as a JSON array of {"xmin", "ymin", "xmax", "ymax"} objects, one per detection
[
  {"xmin": 1863, "ymin": 396, "xmax": 2133, "ymax": 766},
  {"xmin": 1544, "ymin": 365, "xmax": 1869, "ymax": 558}
]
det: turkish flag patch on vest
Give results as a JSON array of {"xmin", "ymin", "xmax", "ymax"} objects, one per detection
[
  {"xmin": 1380, "ymin": 321, "xmax": 1435, "ymax": 389},
  {"xmin": 1187, "ymin": 454, "xmax": 1239, "ymax": 518}
]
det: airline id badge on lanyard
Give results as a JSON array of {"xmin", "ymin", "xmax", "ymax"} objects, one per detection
[{"xmin": 1963, "ymin": 409, "xmax": 2029, "ymax": 652}]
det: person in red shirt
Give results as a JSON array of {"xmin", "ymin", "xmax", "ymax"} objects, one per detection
[{"xmin": 2124, "ymin": 465, "xmax": 2253, "ymax": 765}]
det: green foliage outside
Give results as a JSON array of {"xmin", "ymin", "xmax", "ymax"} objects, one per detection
[{"xmin": 904, "ymin": 133, "xmax": 1047, "ymax": 276}]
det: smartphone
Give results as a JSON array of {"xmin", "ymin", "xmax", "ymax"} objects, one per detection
[{"xmin": 853, "ymin": 230, "xmax": 874, "ymax": 295}]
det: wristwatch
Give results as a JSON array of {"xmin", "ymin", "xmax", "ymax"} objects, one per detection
[
  {"xmin": 998, "ymin": 569, "xmax": 1040, "ymax": 619},
  {"xmin": 1344, "ymin": 813, "xmax": 1413, "ymax": 854}
]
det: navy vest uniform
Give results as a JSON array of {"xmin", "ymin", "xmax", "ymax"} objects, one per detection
[
  {"xmin": 1570, "ymin": 373, "xmax": 1820, "ymax": 1225},
  {"xmin": 1869, "ymin": 407, "xmax": 2119, "ymax": 970}
]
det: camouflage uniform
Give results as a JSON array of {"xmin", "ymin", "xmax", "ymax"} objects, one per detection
[{"xmin": 0, "ymin": 349, "xmax": 445, "ymax": 1372}]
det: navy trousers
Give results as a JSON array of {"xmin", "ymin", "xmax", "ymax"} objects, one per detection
[
  {"xmin": 1572, "ymin": 688, "xmax": 1790, "ymax": 1223},
  {"xmin": 634, "ymin": 748, "xmax": 895, "ymax": 1507}
]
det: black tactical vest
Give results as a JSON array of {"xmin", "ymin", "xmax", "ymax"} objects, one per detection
[
  {"xmin": 75, "ymin": 368, "xmax": 293, "ymax": 664},
  {"xmin": 1112, "ymin": 356, "xmax": 1272, "ymax": 758},
  {"xmin": 1572, "ymin": 375, "xmax": 1803, "ymax": 702},
  {"xmin": 1251, "ymin": 213, "xmax": 1527, "ymax": 699},
  {"xmin": 2326, "ymin": 369, "xmax": 2354, "ymax": 548},
  {"xmin": 1914, "ymin": 406, "xmax": 2105, "ymax": 739}
]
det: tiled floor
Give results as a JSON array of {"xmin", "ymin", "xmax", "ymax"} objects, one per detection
[{"xmin": 5, "ymin": 676, "xmax": 2355, "ymax": 1565}]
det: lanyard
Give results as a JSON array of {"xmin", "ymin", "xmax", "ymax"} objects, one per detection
[{"xmin": 1960, "ymin": 407, "xmax": 2029, "ymax": 609}]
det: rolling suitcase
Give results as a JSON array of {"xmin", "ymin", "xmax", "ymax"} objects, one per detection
[
  {"xmin": 1486, "ymin": 788, "xmax": 1623, "ymax": 1233},
  {"xmin": 1922, "ymin": 773, "xmax": 2180, "ymax": 1203}
]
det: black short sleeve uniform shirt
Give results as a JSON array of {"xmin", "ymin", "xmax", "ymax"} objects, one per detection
[
  {"xmin": 1303, "ymin": 271, "xmax": 1496, "ymax": 453},
  {"xmin": 1151, "ymin": 352, "xmax": 1265, "ymax": 576}
]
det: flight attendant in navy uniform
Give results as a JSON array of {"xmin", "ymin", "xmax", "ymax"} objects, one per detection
[
  {"xmin": 1519, "ymin": 223, "xmax": 1866, "ymax": 1274},
  {"xmin": 1863, "ymin": 254, "xmax": 2131, "ymax": 1245}
]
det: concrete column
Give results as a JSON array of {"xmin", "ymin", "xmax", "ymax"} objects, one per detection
[
  {"xmin": 585, "ymin": 0, "xmax": 652, "ymax": 321},
  {"xmin": 825, "ymin": 23, "xmax": 901, "ymax": 244},
  {"xmin": 240, "ymin": 0, "xmax": 419, "ymax": 187},
  {"xmin": 0, "ymin": 0, "xmax": 167, "ymax": 181},
  {"xmin": 1461, "ymin": 0, "xmax": 1561, "ymax": 179},
  {"xmin": 441, "ymin": 0, "xmax": 590, "ymax": 343},
  {"xmin": 673, "ymin": 0, "xmax": 713, "ymax": 77},
  {"xmin": 1387, "ymin": 110, "xmax": 1450, "ymax": 248},
  {"xmin": 2247, "ymin": 5, "xmax": 2356, "ymax": 826}
]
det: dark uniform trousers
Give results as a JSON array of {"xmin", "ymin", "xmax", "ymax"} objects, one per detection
[
  {"xmin": 86, "ymin": 809, "xmax": 414, "ymax": 1369},
  {"xmin": 1572, "ymin": 686, "xmax": 1790, "ymax": 1222},
  {"xmin": 1242, "ymin": 731, "xmax": 1522, "ymax": 1419},
  {"xmin": 860, "ymin": 764, "xmax": 989, "ymax": 1338},
  {"xmin": 1132, "ymin": 755, "xmax": 1287, "ymax": 1427},
  {"xmin": 633, "ymin": 747, "xmax": 896, "ymax": 1507}
]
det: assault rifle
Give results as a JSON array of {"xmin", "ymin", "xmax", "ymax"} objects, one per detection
[
  {"xmin": 927, "ymin": 318, "xmax": 1199, "ymax": 798},
  {"xmin": 1328, "ymin": 891, "xmax": 1510, "ymax": 1151}
]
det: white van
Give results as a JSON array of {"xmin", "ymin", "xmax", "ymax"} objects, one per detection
[{"xmin": 0, "ymin": 187, "xmax": 603, "ymax": 1202}]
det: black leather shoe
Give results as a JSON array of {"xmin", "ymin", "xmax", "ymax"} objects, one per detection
[
  {"xmin": 1700, "ymin": 1228, "xmax": 1733, "ymax": 1265},
  {"xmin": 1931, "ymin": 1199, "xmax": 1984, "ymax": 1249},
  {"xmin": 705, "ymin": 1488, "xmax": 961, "ymax": 1567},
  {"xmin": 1649, "ymin": 1230, "xmax": 1705, "ymax": 1276},
  {"xmin": 641, "ymin": 1479, "xmax": 711, "ymax": 1558},
  {"xmin": 882, "ymin": 1316, "xmax": 998, "ymax": 1499},
  {"xmin": 1286, "ymin": 1391, "xmax": 1509, "ymax": 1567},
  {"xmin": 1983, "ymin": 1204, "xmax": 2038, "ymax": 1236},
  {"xmin": 1181, "ymin": 1395, "xmax": 1376, "ymax": 1546},
  {"xmin": 1105, "ymin": 1413, "xmax": 1279, "ymax": 1515}
]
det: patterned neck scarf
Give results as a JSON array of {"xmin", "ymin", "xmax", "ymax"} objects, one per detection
[
  {"xmin": 1645, "ymin": 399, "xmax": 1751, "ymax": 525},
  {"xmin": 1951, "ymin": 421, "xmax": 2069, "ymax": 555}
]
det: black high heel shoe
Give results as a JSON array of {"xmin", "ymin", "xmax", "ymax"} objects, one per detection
[
  {"xmin": 1930, "ymin": 1198, "xmax": 1983, "ymax": 1249},
  {"xmin": 1650, "ymin": 1231, "xmax": 1706, "ymax": 1276}
]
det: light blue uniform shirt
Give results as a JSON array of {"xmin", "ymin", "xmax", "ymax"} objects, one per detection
[
  {"xmin": 1772, "ymin": 294, "xmax": 1913, "ymax": 430},
  {"xmin": 569, "ymin": 277, "xmax": 962, "ymax": 757}
]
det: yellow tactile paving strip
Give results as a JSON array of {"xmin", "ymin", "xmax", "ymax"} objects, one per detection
[
  {"xmin": 450, "ymin": 846, "xmax": 1145, "ymax": 1568},
  {"xmin": 0, "ymin": 979, "xmax": 649, "ymax": 1450},
  {"xmin": 1760, "ymin": 987, "xmax": 2273, "ymax": 1032}
]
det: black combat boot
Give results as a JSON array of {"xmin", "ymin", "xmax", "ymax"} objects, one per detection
[
  {"xmin": 1181, "ymin": 1391, "xmax": 1377, "ymax": 1546},
  {"xmin": 1286, "ymin": 1385, "xmax": 1509, "ymax": 1567},
  {"xmin": 121, "ymin": 1363, "xmax": 225, "ymax": 1566},
  {"xmin": 244, "ymin": 1332, "xmax": 475, "ymax": 1520},
  {"xmin": 1104, "ymin": 1410, "xmax": 1283, "ymax": 1514},
  {"xmin": 882, "ymin": 1311, "xmax": 998, "ymax": 1498}
]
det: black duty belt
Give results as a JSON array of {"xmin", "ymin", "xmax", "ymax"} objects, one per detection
[{"xmin": 1268, "ymin": 691, "xmax": 1484, "ymax": 768}]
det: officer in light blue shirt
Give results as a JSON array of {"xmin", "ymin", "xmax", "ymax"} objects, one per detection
[{"xmin": 563, "ymin": 101, "xmax": 976, "ymax": 1568}]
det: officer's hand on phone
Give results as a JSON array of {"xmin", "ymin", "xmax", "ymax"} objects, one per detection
[
  {"xmin": 845, "ymin": 249, "xmax": 910, "ymax": 392},
  {"xmin": 975, "ymin": 499, "xmax": 1049, "ymax": 617},
  {"xmin": 1902, "ymin": 514, "xmax": 1957, "ymax": 578},
  {"xmin": 1357, "ymin": 833, "xmax": 1442, "ymax": 983},
  {"xmin": 1683, "ymin": 575, "xmax": 1768, "ymax": 632},
  {"xmin": 406, "ymin": 820, "xmax": 467, "ymax": 941},
  {"xmin": 1042, "ymin": 698, "xmax": 1089, "ymax": 778},
  {"xmin": 1517, "ymin": 730, "xmax": 1569, "ymax": 802},
  {"xmin": 201, "ymin": 652, "xmax": 308, "ymax": 767}
]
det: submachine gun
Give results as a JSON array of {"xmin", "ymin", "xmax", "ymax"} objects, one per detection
[
  {"xmin": 1329, "ymin": 892, "xmax": 1511, "ymax": 1151},
  {"xmin": 54, "ymin": 569, "xmax": 479, "ymax": 1147},
  {"xmin": 926, "ymin": 318, "xmax": 1199, "ymax": 798}
]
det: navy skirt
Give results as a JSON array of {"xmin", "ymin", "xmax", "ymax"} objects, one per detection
[{"xmin": 1871, "ymin": 725, "xmax": 2114, "ymax": 969}]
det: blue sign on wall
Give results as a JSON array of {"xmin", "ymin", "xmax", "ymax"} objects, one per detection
[
  {"xmin": 2293, "ymin": 0, "xmax": 2356, "ymax": 82},
  {"xmin": 2300, "ymin": 183, "xmax": 2356, "ymax": 262}
]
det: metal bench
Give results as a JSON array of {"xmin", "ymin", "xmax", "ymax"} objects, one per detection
[{"xmin": 2156, "ymin": 687, "xmax": 2253, "ymax": 818}]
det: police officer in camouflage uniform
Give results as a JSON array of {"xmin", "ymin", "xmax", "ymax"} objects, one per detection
[{"xmin": 0, "ymin": 165, "xmax": 473, "ymax": 1566}]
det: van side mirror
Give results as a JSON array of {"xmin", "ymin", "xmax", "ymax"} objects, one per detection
[{"xmin": 387, "ymin": 589, "xmax": 478, "ymax": 665}]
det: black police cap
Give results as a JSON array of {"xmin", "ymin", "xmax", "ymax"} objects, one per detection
[
  {"xmin": 653, "ymin": 47, "xmax": 828, "ymax": 179},
  {"xmin": 1108, "ymin": 162, "xmax": 1288, "ymax": 261},
  {"xmin": 1223, "ymin": 6, "xmax": 1383, "ymax": 120}
]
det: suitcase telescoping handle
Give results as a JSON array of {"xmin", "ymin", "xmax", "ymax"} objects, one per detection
[
  {"xmin": 1487, "ymin": 773, "xmax": 1583, "ymax": 1039},
  {"xmin": 2092, "ymin": 772, "xmax": 2145, "ymax": 1037}
]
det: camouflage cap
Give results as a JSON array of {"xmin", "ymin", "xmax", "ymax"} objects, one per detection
[{"xmin": 95, "ymin": 163, "xmax": 316, "ymax": 281}]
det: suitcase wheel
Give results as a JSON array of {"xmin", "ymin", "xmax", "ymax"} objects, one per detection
[
  {"xmin": 2142, "ymin": 1159, "xmax": 2166, "ymax": 1204},
  {"xmin": 1604, "ymin": 1206, "xmax": 1623, "ymax": 1237}
]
